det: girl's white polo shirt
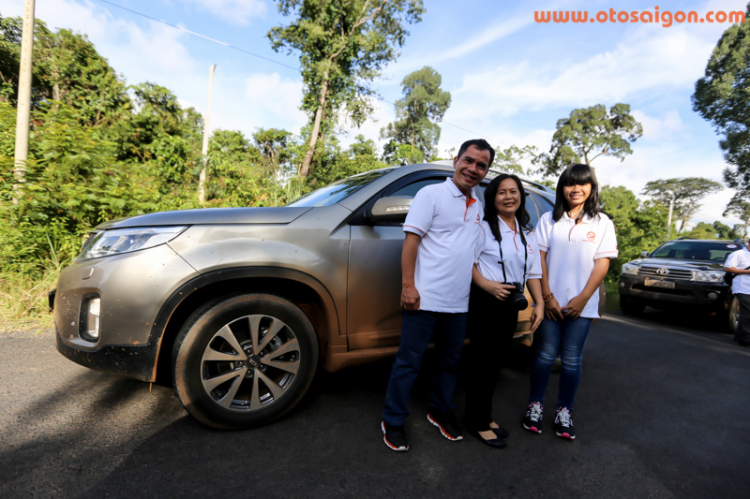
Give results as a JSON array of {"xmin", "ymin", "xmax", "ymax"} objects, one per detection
[
  {"xmin": 535, "ymin": 211, "xmax": 618, "ymax": 319},
  {"xmin": 403, "ymin": 178, "xmax": 484, "ymax": 313},
  {"xmin": 475, "ymin": 217, "xmax": 542, "ymax": 285}
]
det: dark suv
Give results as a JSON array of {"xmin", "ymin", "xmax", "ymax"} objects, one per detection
[{"xmin": 618, "ymin": 238, "xmax": 739, "ymax": 331}]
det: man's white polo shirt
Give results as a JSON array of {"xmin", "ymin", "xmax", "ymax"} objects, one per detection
[
  {"xmin": 725, "ymin": 246, "xmax": 750, "ymax": 295},
  {"xmin": 404, "ymin": 178, "xmax": 483, "ymax": 313},
  {"xmin": 535, "ymin": 211, "xmax": 618, "ymax": 319}
]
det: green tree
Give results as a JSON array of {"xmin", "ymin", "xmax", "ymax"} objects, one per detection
[
  {"xmin": 641, "ymin": 177, "xmax": 723, "ymax": 233},
  {"xmin": 536, "ymin": 103, "xmax": 643, "ymax": 177},
  {"xmin": 723, "ymin": 192, "xmax": 750, "ymax": 237},
  {"xmin": 494, "ymin": 144, "xmax": 538, "ymax": 174},
  {"xmin": 381, "ymin": 66, "xmax": 450, "ymax": 163},
  {"xmin": 268, "ymin": 0, "xmax": 424, "ymax": 177},
  {"xmin": 600, "ymin": 185, "xmax": 667, "ymax": 280},
  {"xmin": 692, "ymin": 4, "xmax": 750, "ymax": 193},
  {"xmin": 253, "ymin": 127, "xmax": 294, "ymax": 174}
]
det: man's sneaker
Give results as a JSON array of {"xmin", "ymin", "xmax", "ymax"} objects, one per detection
[
  {"xmin": 523, "ymin": 401, "xmax": 544, "ymax": 434},
  {"xmin": 427, "ymin": 411, "xmax": 464, "ymax": 441},
  {"xmin": 381, "ymin": 421, "xmax": 409, "ymax": 451},
  {"xmin": 554, "ymin": 407, "xmax": 576, "ymax": 440}
]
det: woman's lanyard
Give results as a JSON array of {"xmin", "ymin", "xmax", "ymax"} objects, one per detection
[{"xmin": 496, "ymin": 222, "xmax": 528, "ymax": 285}]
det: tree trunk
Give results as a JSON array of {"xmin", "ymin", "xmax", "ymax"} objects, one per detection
[{"xmin": 300, "ymin": 71, "xmax": 329, "ymax": 178}]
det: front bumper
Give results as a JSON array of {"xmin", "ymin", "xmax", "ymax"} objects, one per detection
[
  {"xmin": 53, "ymin": 243, "xmax": 199, "ymax": 381},
  {"xmin": 619, "ymin": 274, "xmax": 731, "ymax": 309}
]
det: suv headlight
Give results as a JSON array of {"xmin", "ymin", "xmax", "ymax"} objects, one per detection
[
  {"xmin": 78, "ymin": 226, "xmax": 187, "ymax": 260},
  {"xmin": 691, "ymin": 270, "xmax": 725, "ymax": 283},
  {"xmin": 621, "ymin": 263, "xmax": 639, "ymax": 275}
]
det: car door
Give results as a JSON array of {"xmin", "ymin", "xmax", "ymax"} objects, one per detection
[{"xmin": 346, "ymin": 173, "xmax": 451, "ymax": 350}]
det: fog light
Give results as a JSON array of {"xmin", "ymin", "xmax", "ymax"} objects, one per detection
[
  {"xmin": 707, "ymin": 292, "xmax": 718, "ymax": 300},
  {"xmin": 87, "ymin": 298, "xmax": 101, "ymax": 340}
]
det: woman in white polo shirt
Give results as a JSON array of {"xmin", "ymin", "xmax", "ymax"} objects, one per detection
[
  {"xmin": 465, "ymin": 173, "xmax": 545, "ymax": 448},
  {"xmin": 522, "ymin": 164, "xmax": 617, "ymax": 441}
]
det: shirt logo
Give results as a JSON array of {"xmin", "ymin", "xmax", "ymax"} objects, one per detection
[
  {"xmin": 475, "ymin": 214, "xmax": 481, "ymax": 225},
  {"xmin": 583, "ymin": 231, "xmax": 596, "ymax": 243},
  {"xmin": 527, "ymin": 244, "xmax": 534, "ymax": 254}
]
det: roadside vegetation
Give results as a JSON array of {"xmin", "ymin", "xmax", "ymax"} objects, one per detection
[{"xmin": 1, "ymin": 2, "xmax": 748, "ymax": 331}]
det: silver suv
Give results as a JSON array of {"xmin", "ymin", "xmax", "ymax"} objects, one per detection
[{"xmin": 51, "ymin": 163, "xmax": 555, "ymax": 429}]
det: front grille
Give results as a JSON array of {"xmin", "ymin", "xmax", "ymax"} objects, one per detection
[{"xmin": 638, "ymin": 266, "xmax": 692, "ymax": 280}]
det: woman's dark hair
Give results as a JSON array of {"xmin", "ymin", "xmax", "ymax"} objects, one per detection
[
  {"xmin": 484, "ymin": 173, "xmax": 531, "ymax": 246},
  {"xmin": 552, "ymin": 163, "xmax": 602, "ymax": 222}
]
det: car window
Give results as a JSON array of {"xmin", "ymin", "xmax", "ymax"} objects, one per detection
[
  {"xmin": 390, "ymin": 178, "xmax": 445, "ymax": 197},
  {"xmin": 287, "ymin": 168, "xmax": 396, "ymax": 207},
  {"xmin": 649, "ymin": 241, "xmax": 737, "ymax": 262},
  {"xmin": 527, "ymin": 192, "xmax": 553, "ymax": 229},
  {"xmin": 393, "ymin": 179, "xmax": 554, "ymax": 229}
]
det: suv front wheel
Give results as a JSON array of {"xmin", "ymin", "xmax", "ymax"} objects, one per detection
[{"xmin": 173, "ymin": 293, "xmax": 318, "ymax": 430}]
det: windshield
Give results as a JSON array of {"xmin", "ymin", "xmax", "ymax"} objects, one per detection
[
  {"xmin": 287, "ymin": 168, "xmax": 396, "ymax": 207},
  {"xmin": 649, "ymin": 241, "xmax": 739, "ymax": 263}
]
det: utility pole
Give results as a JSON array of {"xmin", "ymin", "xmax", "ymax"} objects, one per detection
[
  {"xmin": 666, "ymin": 193, "xmax": 675, "ymax": 239},
  {"xmin": 13, "ymin": 0, "xmax": 36, "ymax": 205},
  {"xmin": 198, "ymin": 63, "xmax": 216, "ymax": 205}
]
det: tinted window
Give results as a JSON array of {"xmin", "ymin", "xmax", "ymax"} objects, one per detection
[
  {"xmin": 649, "ymin": 241, "xmax": 737, "ymax": 262},
  {"xmin": 288, "ymin": 168, "xmax": 395, "ymax": 207},
  {"xmin": 390, "ymin": 178, "xmax": 445, "ymax": 197},
  {"xmin": 527, "ymin": 192, "xmax": 553, "ymax": 229}
]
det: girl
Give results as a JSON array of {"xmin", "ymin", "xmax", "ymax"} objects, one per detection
[
  {"xmin": 465, "ymin": 174, "xmax": 544, "ymax": 448},
  {"xmin": 523, "ymin": 164, "xmax": 617, "ymax": 441}
]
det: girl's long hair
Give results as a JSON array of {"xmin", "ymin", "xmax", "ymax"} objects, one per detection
[
  {"xmin": 484, "ymin": 174, "xmax": 531, "ymax": 245},
  {"xmin": 552, "ymin": 163, "xmax": 602, "ymax": 222}
]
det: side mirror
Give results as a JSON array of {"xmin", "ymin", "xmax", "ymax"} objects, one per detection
[
  {"xmin": 368, "ymin": 196, "xmax": 413, "ymax": 222},
  {"xmin": 640, "ymin": 251, "xmax": 649, "ymax": 258}
]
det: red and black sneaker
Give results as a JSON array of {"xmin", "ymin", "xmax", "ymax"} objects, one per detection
[
  {"xmin": 523, "ymin": 401, "xmax": 544, "ymax": 434},
  {"xmin": 427, "ymin": 411, "xmax": 464, "ymax": 441},
  {"xmin": 381, "ymin": 421, "xmax": 409, "ymax": 451},
  {"xmin": 554, "ymin": 407, "xmax": 576, "ymax": 440}
]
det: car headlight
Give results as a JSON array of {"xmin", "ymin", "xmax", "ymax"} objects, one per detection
[
  {"xmin": 621, "ymin": 263, "xmax": 640, "ymax": 275},
  {"xmin": 691, "ymin": 270, "xmax": 725, "ymax": 283},
  {"xmin": 78, "ymin": 226, "xmax": 187, "ymax": 260}
]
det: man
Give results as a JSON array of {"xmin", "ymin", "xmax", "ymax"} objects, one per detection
[
  {"xmin": 724, "ymin": 240, "xmax": 750, "ymax": 346},
  {"xmin": 381, "ymin": 139, "xmax": 494, "ymax": 452}
]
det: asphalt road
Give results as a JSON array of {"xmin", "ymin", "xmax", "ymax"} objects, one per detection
[{"xmin": 1, "ymin": 310, "xmax": 749, "ymax": 498}]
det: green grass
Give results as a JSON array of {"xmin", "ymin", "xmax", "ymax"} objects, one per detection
[
  {"xmin": 604, "ymin": 280, "xmax": 620, "ymax": 312},
  {"xmin": 0, "ymin": 270, "xmax": 57, "ymax": 333}
]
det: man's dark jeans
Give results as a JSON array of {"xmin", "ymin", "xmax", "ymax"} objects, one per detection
[
  {"xmin": 382, "ymin": 310, "xmax": 468, "ymax": 426},
  {"xmin": 735, "ymin": 294, "xmax": 750, "ymax": 344}
]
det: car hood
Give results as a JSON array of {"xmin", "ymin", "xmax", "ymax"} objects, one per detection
[
  {"xmin": 636, "ymin": 258, "xmax": 724, "ymax": 271},
  {"xmin": 97, "ymin": 207, "xmax": 314, "ymax": 229}
]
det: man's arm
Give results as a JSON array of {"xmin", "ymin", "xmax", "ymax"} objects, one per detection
[
  {"xmin": 401, "ymin": 232, "xmax": 422, "ymax": 310},
  {"xmin": 724, "ymin": 266, "xmax": 750, "ymax": 274}
]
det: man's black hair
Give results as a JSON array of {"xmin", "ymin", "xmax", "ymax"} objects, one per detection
[{"xmin": 456, "ymin": 139, "xmax": 495, "ymax": 167}]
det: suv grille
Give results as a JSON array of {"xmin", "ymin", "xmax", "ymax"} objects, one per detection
[{"xmin": 638, "ymin": 266, "xmax": 692, "ymax": 280}]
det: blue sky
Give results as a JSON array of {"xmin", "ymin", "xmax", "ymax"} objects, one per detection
[{"xmin": 1, "ymin": 0, "xmax": 746, "ymax": 230}]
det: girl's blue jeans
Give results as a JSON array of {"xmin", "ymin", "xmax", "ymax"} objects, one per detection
[{"xmin": 529, "ymin": 316, "xmax": 593, "ymax": 409}]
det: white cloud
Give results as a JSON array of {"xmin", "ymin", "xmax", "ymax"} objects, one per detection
[
  {"xmin": 183, "ymin": 0, "xmax": 266, "ymax": 26},
  {"xmin": 631, "ymin": 110, "xmax": 686, "ymax": 142},
  {"xmin": 452, "ymin": 24, "xmax": 722, "ymax": 117},
  {"xmin": 244, "ymin": 73, "xmax": 308, "ymax": 132}
]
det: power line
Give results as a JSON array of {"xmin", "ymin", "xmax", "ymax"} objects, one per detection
[
  {"xmin": 94, "ymin": 0, "xmax": 488, "ymax": 139},
  {"xmin": 96, "ymin": 0, "xmax": 299, "ymax": 71}
]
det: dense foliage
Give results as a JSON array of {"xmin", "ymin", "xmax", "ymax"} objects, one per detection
[
  {"xmin": 692, "ymin": 3, "xmax": 750, "ymax": 193},
  {"xmin": 0, "ymin": 16, "xmax": 386, "ymax": 280}
]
